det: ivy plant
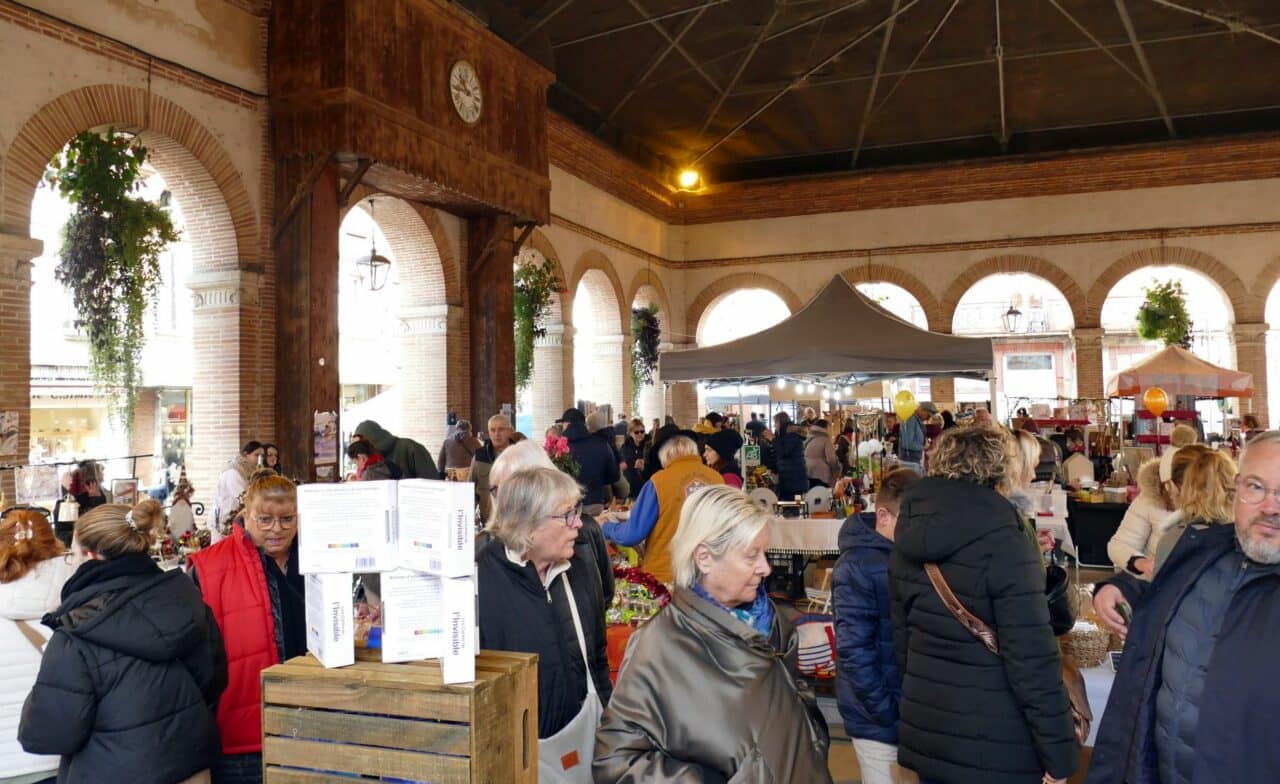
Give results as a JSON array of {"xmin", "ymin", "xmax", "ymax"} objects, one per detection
[
  {"xmin": 630, "ymin": 304, "xmax": 661, "ymax": 410},
  {"xmin": 514, "ymin": 256, "xmax": 560, "ymax": 392},
  {"xmin": 1135, "ymin": 279, "xmax": 1192, "ymax": 348},
  {"xmin": 45, "ymin": 130, "xmax": 180, "ymax": 430}
]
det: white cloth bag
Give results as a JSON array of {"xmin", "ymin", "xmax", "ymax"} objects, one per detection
[{"xmin": 537, "ymin": 571, "xmax": 603, "ymax": 783}]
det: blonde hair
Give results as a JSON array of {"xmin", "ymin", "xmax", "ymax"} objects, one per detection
[
  {"xmin": 928, "ymin": 425, "xmax": 1018, "ymax": 493},
  {"xmin": 488, "ymin": 467, "xmax": 582, "ymax": 555},
  {"xmin": 243, "ymin": 471, "xmax": 297, "ymax": 512},
  {"xmin": 658, "ymin": 435, "xmax": 698, "ymax": 464},
  {"xmin": 75, "ymin": 498, "xmax": 164, "ymax": 559},
  {"xmin": 670, "ymin": 485, "xmax": 770, "ymax": 589},
  {"xmin": 1010, "ymin": 429, "xmax": 1041, "ymax": 489},
  {"xmin": 1173, "ymin": 445, "xmax": 1236, "ymax": 522},
  {"xmin": 1169, "ymin": 423, "xmax": 1198, "ymax": 448},
  {"xmin": 490, "ymin": 440, "xmax": 555, "ymax": 489},
  {"xmin": 0, "ymin": 510, "xmax": 63, "ymax": 583}
]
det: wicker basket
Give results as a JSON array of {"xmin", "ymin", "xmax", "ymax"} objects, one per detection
[{"xmin": 1061, "ymin": 625, "xmax": 1111, "ymax": 668}]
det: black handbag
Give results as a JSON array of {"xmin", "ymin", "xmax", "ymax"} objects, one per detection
[{"xmin": 1045, "ymin": 563, "xmax": 1075, "ymax": 637}]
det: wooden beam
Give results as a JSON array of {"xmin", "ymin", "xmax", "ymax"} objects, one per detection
[
  {"xmin": 468, "ymin": 215, "xmax": 516, "ymax": 429},
  {"xmin": 513, "ymin": 222, "xmax": 536, "ymax": 255},
  {"xmin": 338, "ymin": 158, "xmax": 374, "ymax": 206},
  {"xmin": 271, "ymin": 152, "xmax": 334, "ymax": 247}
]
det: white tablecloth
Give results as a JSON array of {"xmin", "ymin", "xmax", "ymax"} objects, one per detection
[
  {"xmin": 765, "ymin": 517, "xmax": 844, "ymax": 556},
  {"xmin": 1081, "ymin": 662, "xmax": 1115, "ymax": 748}
]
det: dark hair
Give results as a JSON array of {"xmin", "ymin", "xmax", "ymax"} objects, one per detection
[
  {"xmin": 1064, "ymin": 427, "xmax": 1084, "ymax": 443},
  {"xmin": 706, "ymin": 412, "xmax": 724, "ymax": 426},
  {"xmin": 346, "ymin": 440, "xmax": 375, "ymax": 460},
  {"xmin": 241, "ymin": 440, "xmax": 264, "ymax": 456},
  {"xmin": 876, "ymin": 468, "xmax": 920, "ymax": 516},
  {"xmin": 814, "ymin": 418, "xmax": 829, "ymax": 429}
]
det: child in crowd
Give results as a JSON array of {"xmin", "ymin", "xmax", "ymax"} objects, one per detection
[{"xmin": 832, "ymin": 468, "xmax": 919, "ymax": 784}]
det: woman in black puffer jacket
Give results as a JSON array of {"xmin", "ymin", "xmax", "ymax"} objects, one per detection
[
  {"xmin": 20, "ymin": 499, "xmax": 226, "ymax": 784},
  {"xmin": 889, "ymin": 426, "xmax": 1077, "ymax": 784}
]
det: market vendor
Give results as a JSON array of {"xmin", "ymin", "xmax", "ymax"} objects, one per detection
[
  {"xmin": 601, "ymin": 435, "xmax": 724, "ymax": 584},
  {"xmin": 188, "ymin": 471, "xmax": 304, "ymax": 784}
]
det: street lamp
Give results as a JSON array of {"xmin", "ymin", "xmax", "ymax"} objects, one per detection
[
  {"xmin": 355, "ymin": 198, "xmax": 391, "ymax": 291},
  {"xmin": 1002, "ymin": 303, "xmax": 1023, "ymax": 333}
]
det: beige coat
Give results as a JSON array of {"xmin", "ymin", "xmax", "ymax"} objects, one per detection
[
  {"xmin": 804, "ymin": 426, "xmax": 840, "ymax": 486},
  {"xmin": 1107, "ymin": 459, "xmax": 1176, "ymax": 577},
  {"xmin": 594, "ymin": 588, "xmax": 832, "ymax": 783}
]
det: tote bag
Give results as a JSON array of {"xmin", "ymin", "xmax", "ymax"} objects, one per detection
[{"xmin": 538, "ymin": 572, "xmax": 603, "ymax": 783}]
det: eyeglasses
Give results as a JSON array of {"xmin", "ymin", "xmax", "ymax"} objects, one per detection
[
  {"xmin": 631, "ymin": 431, "xmax": 645, "ymax": 435},
  {"xmin": 1236, "ymin": 477, "xmax": 1280, "ymax": 506},
  {"xmin": 253, "ymin": 514, "xmax": 297, "ymax": 530},
  {"xmin": 548, "ymin": 503, "xmax": 583, "ymax": 527}
]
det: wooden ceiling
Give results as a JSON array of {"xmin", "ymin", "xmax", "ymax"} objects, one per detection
[{"xmin": 467, "ymin": 0, "xmax": 1280, "ymax": 184}]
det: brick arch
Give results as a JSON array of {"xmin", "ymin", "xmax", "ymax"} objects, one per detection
[
  {"xmin": 567, "ymin": 249, "xmax": 628, "ymax": 334},
  {"xmin": 1255, "ymin": 256, "xmax": 1280, "ymax": 326},
  {"xmin": 525, "ymin": 229, "xmax": 571, "ymax": 293},
  {"xmin": 342, "ymin": 184, "xmax": 459, "ymax": 306},
  {"xmin": 2, "ymin": 83, "xmax": 257, "ymax": 266},
  {"xmin": 941, "ymin": 255, "xmax": 1085, "ymax": 330},
  {"xmin": 840, "ymin": 264, "xmax": 942, "ymax": 330},
  {"xmin": 517, "ymin": 243, "xmax": 568, "ymax": 324},
  {"xmin": 625, "ymin": 269, "xmax": 673, "ymax": 339},
  {"xmin": 1084, "ymin": 246, "xmax": 1251, "ymax": 326},
  {"xmin": 686, "ymin": 272, "xmax": 802, "ymax": 344}
]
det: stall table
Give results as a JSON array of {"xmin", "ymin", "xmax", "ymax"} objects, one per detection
[{"xmin": 765, "ymin": 515, "xmax": 845, "ymax": 599}]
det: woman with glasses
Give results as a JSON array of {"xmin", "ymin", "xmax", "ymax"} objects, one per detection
[
  {"xmin": 19, "ymin": 499, "xmax": 225, "ymax": 784},
  {"xmin": 477, "ymin": 467, "xmax": 611, "ymax": 782},
  {"xmin": 620, "ymin": 419, "xmax": 648, "ymax": 501},
  {"xmin": 187, "ymin": 471, "xmax": 303, "ymax": 784}
]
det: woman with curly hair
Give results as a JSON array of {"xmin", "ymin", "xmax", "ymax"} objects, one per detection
[{"xmin": 889, "ymin": 426, "xmax": 1077, "ymax": 784}]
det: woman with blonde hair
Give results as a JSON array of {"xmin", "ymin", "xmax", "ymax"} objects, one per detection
[
  {"xmin": 478, "ymin": 467, "xmax": 609, "ymax": 782},
  {"xmin": 1151, "ymin": 444, "xmax": 1236, "ymax": 573},
  {"xmin": 1108, "ymin": 456, "xmax": 1178, "ymax": 579},
  {"xmin": 188, "ymin": 471, "xmax": 303, "ymax": 784},
  {"xmin": 19, "ymin": 500, "xmax": 225, "ymax": 784},
  {"xmin": 889, "ymin": 426, "xmax": 1077, "ymax": 784},
  {"xmin": 1, "ymin": 510, "xmax": 74, "ymax": 784},
  {"xmin": 594, "ymin": 485, "xmax": 832, "ymax": 783}
]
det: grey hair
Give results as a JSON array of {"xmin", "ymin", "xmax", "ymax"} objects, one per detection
[
  {"xmin": 1241, "ymin": 430, "xmax": 1280, "ymax": 465},
  {"xmin": 490, "ymin": 440, "xmax": 555, "ymax": 489},
  {"xmin": 670, "ymin": 485, "xmax": 770, "ymax": 589},
  {"xmin": 486, "ymin": 467, "xmax": 582, "ymax": 556},
  {"xmin": 658, "ymin": 435, "xmax": 698, "ymax": 464},
  {"xmin": 487, "ymin": 414, "xmax": 512, "ymax": 430}
]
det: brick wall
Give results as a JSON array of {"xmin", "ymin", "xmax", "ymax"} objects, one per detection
[
  {"xmin": 130, "ymin": 389, "xmax": 158, "ymax": 458},
  {"xmin": 0, "ymin": 238, "xmax": 38, "ymax": 502}
]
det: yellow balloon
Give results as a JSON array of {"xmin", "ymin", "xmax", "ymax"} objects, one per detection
[
  {"xmin": 893, "ymin": 389, "xmax": 918, "ymax": 421},
  {"xmin": 1143, "ymin": 386, "xmax": 1169, "ymax": 418}
]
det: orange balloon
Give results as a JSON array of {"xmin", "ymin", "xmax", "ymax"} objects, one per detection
[{"xmin": 1142, "ymin": 387, "xmax": 1169, "ymax": 418}]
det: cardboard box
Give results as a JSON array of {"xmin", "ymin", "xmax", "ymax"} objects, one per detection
[
  {"xmin": 396, "ymin": 478, "xmax": 475, "ymax": 577},
  {"xmin": 261, "ymin": 651, "xmax": 538, "ymax": 784},
  {"xmin": 298, "ymin": 481, "xmax": 397, "ymax": 574},
  {"xmin": 380, "ymin": 570, "xmax": 476, "ymax": 681},
  {"xmin": 304, "ymin": 573, "xmax": 354, "ymax": 669}
]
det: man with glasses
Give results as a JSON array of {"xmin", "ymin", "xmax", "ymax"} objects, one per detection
[
  {"xmin": 1089, "ymin": 431, "xmax": 1280, "ymax": 784},
  {"xmin": 471, "ymin": 414, "xmax": 514, "ymax": 523}
]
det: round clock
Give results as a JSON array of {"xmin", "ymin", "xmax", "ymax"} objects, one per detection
[{"xmin": 450, "ymin": 60, "xmax": 482, "ymax": 125}]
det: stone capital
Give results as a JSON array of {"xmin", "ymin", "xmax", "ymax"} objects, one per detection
[
  {"xmin": 1071, "ymin": 327, "xmax": 1105, "ymax": 347},
  {"xmin": 592, "ymin": 334, "xmax": 628, "ymax": 346},
  {"xmin": 1231, "ymin": 322, "xmax": 1269, "ymax": 346},
  {"xmin": 400, "ymin": 304, "xmax": 457, "ymax": 336},
  {"xmin": 535, "ymin": 322, "xmax": 565, "ymax": 348},
  {"xmin": 0, "ymin": 232, "xmax": 43, "ymax": 282},
  {"xmin": 188, "ymin": 269, "xmax": 261, "ymax": 310}
]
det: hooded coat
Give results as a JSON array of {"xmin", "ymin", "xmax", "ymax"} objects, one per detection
[
  {"xmin": 833, "ymin": 513, "xmax": 900, "ymax": 744},
  {"xmin": 353, "ymin": 420, "xmax": 439, "ymax": 480},
  {"xmin": 889, "ymin": 477, "xmax": 1077, "ymax": 784},
  {"xmin": 564, "ymin": 421, "xmax": 621, "ymax": 507},
  {"xmin": 593, "ymin": 587, "xmax": 832, "ymax": 783},
  {"xmin": 1108, "ymin": 459, "xmax": 1177, "ymax": 576},
  {"xmin": 1, "ymin": 556, "xmax": 75, "ymax": 780},
  {"xmin": 20, "ymin": 554, "xmax": 226, "ymax": 784},
  {"xmin": 768, "ymin": 423, "xmax": 808, "ymax": 500},
  {"xmin": 804, "ymin": 425, "xmax": 841, "ymax": 486}
]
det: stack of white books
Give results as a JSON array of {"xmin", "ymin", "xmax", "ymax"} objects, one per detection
[{"xmin": 297, "ymin": 479, "xmax": 476, "ymax": 684}]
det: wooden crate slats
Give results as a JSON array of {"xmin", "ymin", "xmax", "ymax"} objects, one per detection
[
  {"xmin": 263, "ymin": 706, "xmax": 472, "ymax": 755},
  {"xmin": 263, "ymin": 674, "xmax": 472, "ymax": 722},
  {"xmin": 264, "ymin": 736, "xmax": 471, "ymax": 783}
]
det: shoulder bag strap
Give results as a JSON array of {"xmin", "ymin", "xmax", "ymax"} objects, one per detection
[
  {"xmin": 560, "ymin": 572, "xmax": 597, "ymax": 696},
  {"xmin": 15, "ymin": 619, "xmax": 48, "ymax": 654},
  {"xmin": 923, "ymin": 563, "xmax": 1000, "ymax": 655}
]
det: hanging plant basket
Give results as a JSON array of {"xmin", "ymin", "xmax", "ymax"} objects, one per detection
[
  {"xmin": 1135, "ymin": 280, "xmax": 1192, "ymax": 348},
  {"xmin": 630, "ymin": 304, "xmax": 661, "ymax": 409},
  {"xmin": 45, "ymin": 129, "xmax": 180, "ymax": 430},
  {"xmin": 514, "ymin": 256, "xmax": 560, "ymax": 392}
]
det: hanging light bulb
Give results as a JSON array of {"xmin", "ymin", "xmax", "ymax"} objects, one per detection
[
  {"xmin": 776, "ymin": 378, "xmax": 787, "ymax": 389},
  {"xmin": 821, "ymin": 388, "xmax": 831, "ymax": 400},
  {"xmin": 355, "ymin": 198, "xmax": 391, "ymax": 291},
  {"xmin": 842, "ymin": 386, "xmax": 853, "ymax": 396}
]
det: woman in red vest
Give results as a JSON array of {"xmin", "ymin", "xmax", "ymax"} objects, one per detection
[{"xmin": 188, "ymin": 472, "xmax": 304, "ymax": 784}]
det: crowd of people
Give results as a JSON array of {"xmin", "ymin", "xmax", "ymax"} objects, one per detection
[{"xmin": 4, "ymin": 404, "xmax": 1277, "ymax": 784}]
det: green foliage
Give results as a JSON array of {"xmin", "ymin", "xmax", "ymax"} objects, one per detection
[
  {"xmin": 630, "ymin": 304, "xmax": 661, "ymax": 410},
  {"xmin": 514, "ymin": 257, "xmax": 560, "ymax": 392},
  {"xmin": 1135, "ymin": 279, "xmax": 1192, "ymax": 348},
  {"xmin": 46, "ymin": 130, "xmax": 180, "ymax": 430}
]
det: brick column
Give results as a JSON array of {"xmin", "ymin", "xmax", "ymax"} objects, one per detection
[
  {"xmin": 130, "ymin": 388, "xmax": 159, "ymax": 458},
  {"xmin": 400, "ymin": 304, "xmax": 457, "ymax": 453},
  {"xmin": 1073, "ymin": 328, "xmax": 1106, "ymax": 400},
  {"xmin": 591, "ymin": 333, "xmax": 627, "ymax": 417},
  {"xmin": 1233, "ymin": 322, "xmax": 1270, "ymax": 428},
  {"xmin": 531, "ymin": 322, "xmax": 566, "ymax": 437},
  {"xmin": 0, "ymin": 233, "xmax": 41, "ymax": 503},
  {"xmin": 188, "ymin": 269, "xmax": 262, "ymax": 516},
  {"xmin": 662, "ymin": 342, "xmax": 699, "ymax": 427}
]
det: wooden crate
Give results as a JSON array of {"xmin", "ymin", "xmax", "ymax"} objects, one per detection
[{"xmin": 261, "ymin": 650, "xmax": 538, "ymax": 783}]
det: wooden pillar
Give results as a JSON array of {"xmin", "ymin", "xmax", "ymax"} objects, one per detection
[
  {"xmin": 468, "ymin": 214, "xmax": 515, "ymax": 428},
  {"xmin": 274, "ymin": 157, "xmax": 340, "ymax": 481}
]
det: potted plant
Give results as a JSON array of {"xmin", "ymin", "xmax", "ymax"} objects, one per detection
[
  {"xmin": 1136, "ymin": 280, "xmax": 1192, "ymax": 348},
  {"xmin": 630, "ymin": 304, "xmax": 661, "ymax": 409}
]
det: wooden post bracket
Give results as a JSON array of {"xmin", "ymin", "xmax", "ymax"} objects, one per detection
[{"xmin": 271, "ymin": 153, "xmax": 336, "ymax": 248}]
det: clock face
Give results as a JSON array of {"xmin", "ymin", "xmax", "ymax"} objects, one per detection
[{"xmin": 450, "ymin": 60, "xmax": 482, "ymax": 125}]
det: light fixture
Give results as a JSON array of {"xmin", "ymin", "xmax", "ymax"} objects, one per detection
[
  {"xmin": 807, "ymin": 383, "xmax": 817, "ymax": 394},
  {"xmin": 843, "ymin": 386, "xmax": 853, "ymax": 396},
  {"xmin": 822, "ymin": 389, "xmax": 831, "ymax": 400},
  {"xmin": 677, "ymin": 168, "xmax": 701, "ymax": 190},
  {"xmin": 776, "ymin": 378, "xmax": 787, "ymax": 389},
  {"xmin": 1002, "ymin": 302, "xmax": 1023, "ymax": 333},
  {"xmin": 355, "ymin": 198, "xmax": 391, "ymax": 292}
]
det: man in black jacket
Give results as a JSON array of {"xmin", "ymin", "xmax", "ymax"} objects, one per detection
[
  {"xmin": 1089, "ymin": 430, "xmax": 1280, "ymax": 784},
  {"xmin": 561, "ymin": 408, "xmax": 620, "ymax": 515}
]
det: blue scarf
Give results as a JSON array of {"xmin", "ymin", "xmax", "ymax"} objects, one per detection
[{"xmin": 692, "ymin": 580, "xmax": 775, "ymax": 637}]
